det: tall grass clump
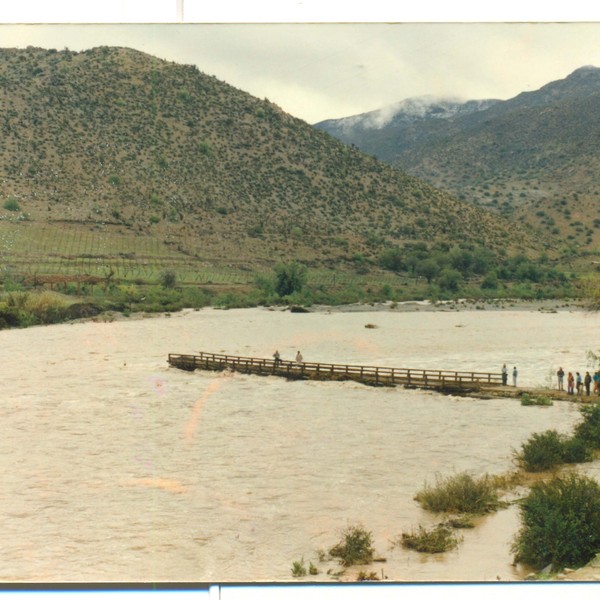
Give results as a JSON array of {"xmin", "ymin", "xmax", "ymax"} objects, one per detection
[
  {"xmin": 414, "ymin": 472, "xmax": 500, "ymax": 514},
  {"xmin": 399, "ymin": 524, "xmax": 461, "ymax": 553},
  {"xmin": 513, "ymin": 473, "xmax": 600, "ymax": 570},
  {"xmin": 328, "ymin": 524, "xmax": 375, "ymax": 566}
]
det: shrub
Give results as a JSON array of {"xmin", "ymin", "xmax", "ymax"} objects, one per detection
[
  {"xmin": 516, "ymin": 430, "xmax": 566, "ymax": 472},
  {"xmin": 329, "ymin": 525, "xmax": 375, "ymax": 566},
  {"xmin": 3, "ymin": 197, "xmax": 21, "ymax": 212},
  {"xmin": 520, "ymin": 393, "xmax": 553, "ymax": 406},
  {"xmin": 414, "ymin": 472, "xmax": 500, "ymax": 514},
  {"xmin": 560, "ymin": 436, "xmax": 593, "ymax": 464},
  {"xmin": 356, "ymin": 571, "xmax": 379, "ymax": 581},
  {"xmin": 158, "ymin": 269, "xmax": 177, "ymax": 289},
  {"xmin": 513, "ymin": 473, "xmax": 600, "ymax": 570},
  {"xmin": 274, "ymin": 262, "xmax": 307, "ymax": 297},
  {"xmin": 291, "ymin": 558, "xmax": 307, "ymax": 577},
  {"xmin": 573, "ymin": 403, "xmax": 600, "ymax": 448},
  {"xmin": 400, "ymin": 524, "xmax": 461, "ymax": 553},
  {"xmin": 517, "ymin": 429, "xmax": 592, "ymax": 471}
]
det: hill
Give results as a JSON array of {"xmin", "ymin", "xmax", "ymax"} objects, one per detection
[
  {"xmin": 0, "ymin": 45, "xmax": 544, "ymax": 288},
  {"xmin": 315, "ymin": 66, "xmax": 600, "ymax": 252}
]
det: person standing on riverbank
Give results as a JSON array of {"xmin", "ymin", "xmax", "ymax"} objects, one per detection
[
  {"xmin": 502, "ymin": 364, "xmax": 508, "ymax": 385},
  {"xmin": 576, "ymin": 372, "xmax": 583, "ymax": 396},
  {"xmin": 512, "ymin": 366, "xmax": 518, "ymax": 387},
  {"xmin": 567, "ymin": 372, "xmax": 575, "ymax": 395},
  {"xmin": 585, "ymin": 371, "xmax": 592, "ymax": 396},
  {"xmin": 557, "ymin": 366, "xmax": 565, "ymax": 391}
]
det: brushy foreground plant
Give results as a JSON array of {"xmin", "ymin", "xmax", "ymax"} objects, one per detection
[
  {"xmin": 414, "ymin": 472, "xmax": 501, "ymax": 514},
  {"xmin": 512, "ymin": 473, "xmax": 600, "ymax": 570},
  {"xmin": 399, "ymin": 524, "xmax": 461, "ymax": 553},
  {"xmin": 329, "ymin": 524, "xmax": 375, "ymax": 566}
]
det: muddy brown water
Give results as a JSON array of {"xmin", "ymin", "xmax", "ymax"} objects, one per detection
[{"xmin": 1, "ymin": 307, "xmax": 597, "ymax": 581}]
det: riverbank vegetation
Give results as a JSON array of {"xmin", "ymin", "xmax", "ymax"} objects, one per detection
[
  {"xmin": 414, "ymin": 472, "xmax": 502, "ymax": 514},
  {"xmin": 516, "ymin": 404, "xmax": 600, "ymax": 472},
  {"xmin": 398, "ymin": 524, "xmax": 461, "ymax": 553},
  {"xmin": 512, "ymin": 473, "xmax": 600, "ymax": 570},
  {"xmin": 0, "ymin": 250, "xmax": 589, "ymax": 329}
]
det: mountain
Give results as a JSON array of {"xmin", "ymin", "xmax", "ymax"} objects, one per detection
[
  {"xmin": 315, "ymin": 66, "xmax": 600, "ymax": 250},
  {"xmin": 0, "ymin": 46, "xmax": 543, "ymax": 283},
  {"xmin": 316, "ymin": 96, "xmax": 500, "ymax": 160}
]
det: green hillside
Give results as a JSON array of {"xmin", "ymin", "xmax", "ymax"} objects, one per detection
[{"xmin": 0, "ymin": 46, "xmax": 545, "ymax": 283}]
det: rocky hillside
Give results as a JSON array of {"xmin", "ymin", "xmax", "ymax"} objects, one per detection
[
  {"xmin": 316, "ymin": 66, "xmax": 600, "ymax": 252},
  {"xmin": 0, "ymin": 46, "xmax": 543, "ymax": 274}
]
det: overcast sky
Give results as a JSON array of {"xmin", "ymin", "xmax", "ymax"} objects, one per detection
[{"xmin": 3, "ymin": 21, "xmax": 600, "ymax": 123}]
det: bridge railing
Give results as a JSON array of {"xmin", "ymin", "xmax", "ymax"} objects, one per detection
[{"xmin": 168, "ymin": 351, "xmax": 504, "ymax": 386}]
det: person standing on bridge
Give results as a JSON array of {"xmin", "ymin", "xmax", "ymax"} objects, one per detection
[
  {"xmin": 273, "ymin": 350, "xmax": 281, "ymax": 366},
  {"xmin": 512, "ymin": 366, "xmax": 518, "ymax": 387},
  {"xmin": 295, "ymin": 351, "xmax": 303, "ymax": 365},
  {"xmin": 501, "ymin": 364, "xmax": 508, "ymax": 386},
  {"xmin": 557, "ymin": 366, "xmax": 565, "ymax": 391}
]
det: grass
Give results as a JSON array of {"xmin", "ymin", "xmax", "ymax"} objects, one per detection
[
  {"xmin": 291, "ymin": 558, "xmax": 307, "ymax": 577},
  {"xmin": 414, "ymin": 472, "xmax": 501, "ymax": 514},
  {"xmin": 399, "ymin": 524, "xmax": 461, "ymax": 553},
  {"xmin": 329, "ymin": 525, "xmax": 376, "ymax": 567}
]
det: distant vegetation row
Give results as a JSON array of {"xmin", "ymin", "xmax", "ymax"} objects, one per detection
[{"xmin": 0, "ymin": 244, "xmax": 589, "ymax": 329}]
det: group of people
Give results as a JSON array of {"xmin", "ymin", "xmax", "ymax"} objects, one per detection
[
  {"xmin": 556, "ymin": 367, "xmax": 600, "ymax": 396},
  {"xmin": 501, "ymin": 364, "xmax": 518, "ymax": 386},
  {"xmin": 272, "ymin": 350, "xmax": 303, "ymax": 366}
]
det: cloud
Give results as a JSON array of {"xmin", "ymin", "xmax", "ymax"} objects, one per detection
[{"xmin": 1, "ymin": 22, "xmax": 600, "ymax": 122}]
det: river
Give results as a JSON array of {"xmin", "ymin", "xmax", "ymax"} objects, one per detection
[{"xmin": 1, "ymin": 306, "xmax": 598, "ymax": 582}]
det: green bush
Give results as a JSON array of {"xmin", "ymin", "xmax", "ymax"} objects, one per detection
[
  {"xmin": 291, "ymin": 558, "xmax": 307, "ymax": 577},
  {"xmin": 3, "ymin": 197, "xmax": 21, "ymax": 212},
  {"xmin": 573, "ymin": 403, "xmax": 600, "ymax": 448},
  {"xmin": 517, "ymin": 429, "xmax": 593, "ymax": 471},
  {"xmin": 414, "ymin": 472, "xmax": 500, "ymax": 514},
  {"xmin": 274, "ymin": 261, "xmax": 307, "ymax": 297},
  {"xmin": 517, "ymin": 430, "xmax": 567, "ymax": 472},
  {"xmin": 560, "ymin": 436, "xmax": 593, "ymax": 464},
  {"xmin": 329, "ymin": 525, "xmax": 375, "ymax": 566},
  {"xmin": 513, "ymin": 473, "xmax": 600, "ymax": 570},
  {"xmin": 400, "ymin": 524, "xmax": 460, "ymax": 553}
]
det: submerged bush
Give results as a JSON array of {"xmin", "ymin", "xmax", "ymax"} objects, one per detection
[
  {"xmin": 400, "ymin": 524, "xmax": 461, "ymax": 553},
  {"xmin": 329, "ymin": 524, "xmax": 375, "ymax": 566},
  {"xmin": 513, "ymin": 473, "xmax": 600, "ymax": 570},
  {"xmin": 414, "ymin": 472, "xmax": 500, "ymax": 514}
]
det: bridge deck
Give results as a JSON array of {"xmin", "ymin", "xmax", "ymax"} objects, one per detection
[{"xmin": 168, "ymin": 351, "xmax": 504, "ymax": 392}]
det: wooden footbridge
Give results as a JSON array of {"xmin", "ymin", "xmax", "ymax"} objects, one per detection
[{"xmin": 168, "ymin": 351, "xmax": 504, "ymax": 393}]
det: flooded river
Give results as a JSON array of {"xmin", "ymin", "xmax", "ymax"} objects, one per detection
[{"xmin": 1, "ymin": 306, "xmax": 598, "ymax": 582}]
